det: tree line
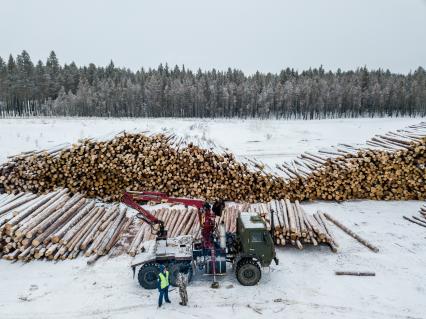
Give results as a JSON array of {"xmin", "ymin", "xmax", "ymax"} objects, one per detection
[{"xmin": 0, "ymin": 50, "xmax": 425, "ymax": 118}]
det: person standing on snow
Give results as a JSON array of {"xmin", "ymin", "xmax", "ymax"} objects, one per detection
[
  {"xmin": 177, "ymin": 264, "xmax": 189, "ymax": 306},
  {"xmin": 157, "ymin": 265, "xmax": 171, "ymax": 308}
]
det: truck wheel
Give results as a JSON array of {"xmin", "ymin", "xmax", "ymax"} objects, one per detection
[
  {"xmin": 169, "ymin": 262, "xmax": 193, "ymax": 286},
  {"xmin": 138, "ymin": 263, "xmax": 160, "ymax": 289},
  {"xmin": 236, "ymin": 259, "xmax": 261, "ymax": 286}
]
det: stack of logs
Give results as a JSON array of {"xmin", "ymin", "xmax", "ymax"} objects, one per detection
[
  {"xmin": 249, "ymin": 200, "xmax": 338, "ymax": 252},
  {"xmin": 1, "ymin": 123, "xmax": 425, "ymax": 203},
  {"xmin": 277, "ymin": 122, "xmax": 426, "ymax": 201},
  {"xmin": 0, "ymin": 190, "xmax": 130, "ymax": 262},
  {"xmin": 0, "ymin": 133, "xmax": 283, "ymax": 203},
  {"xmin": 3, "ymin": 187, "xmax": 389, "ymax": 263},
  {"xmin": 125, "ymin": 201, "xmax": 338, "ymax": 257},
  {"xmin": 403, "ymin": 203, "xmax": 426, "ymax": 229}
]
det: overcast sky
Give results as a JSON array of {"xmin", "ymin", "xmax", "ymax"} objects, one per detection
[{"xmin": 1, "ymin": 0, "xmax": 425, "ymax": 74}]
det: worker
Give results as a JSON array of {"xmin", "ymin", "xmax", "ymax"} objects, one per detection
[
  {"xmin": 177, "ymin": 264, "xmax": 189, "ymax": 306},
  {"xmin": 157, "ymin": 265, "xmax": 171, "ymax": 308}
]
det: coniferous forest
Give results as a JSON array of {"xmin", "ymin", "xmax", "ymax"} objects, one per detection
[{"xmin": 0, "ymin": 50, "xmax": 425, "ymax": 118}]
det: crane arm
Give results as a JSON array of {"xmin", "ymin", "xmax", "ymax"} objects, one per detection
[
  {"xmin": 126, "ymin": 190, "xmax": 206, "ymax": 209},
  {"xmin": 122, "ymin": 191, "xmax": 208, "ymax": 239},
  {"xmin": 122, "ymin": 192, "xmax": 161, "ymax": 224},
  {"xmin": 122, "ymin": 192, "xmax": 167, "ymax": 238}
]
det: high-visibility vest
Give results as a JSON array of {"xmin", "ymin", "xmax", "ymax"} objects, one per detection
[{"xmin": 159, "ymin": 271, "xmax": 169, "ymax": 289}]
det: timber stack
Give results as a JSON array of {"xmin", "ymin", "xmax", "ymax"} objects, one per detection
[
  {"xmin": 0, "ymin": 122, "xmax": 425, "ymax": 204},
  {"xmin": 0, "ymin": 189, "xmax": 339, "ymax": 261},
  {"xmin": 0, "ymin": 189, "xmax": 130, "ymax": 261},
  {"xmin": 0, "ymin": 132, "xmax": 284, "ymax": 203},
  {"xmin": 275, "ymin": 121, "xmax": 426, "ymax": 201},
  {"xmin": 125, "ymin": 201, "xmax": 338, "ymax": 258},
  {"xmin": 248, "ymin": 200, "xmax": 338, "ymax": 252}
]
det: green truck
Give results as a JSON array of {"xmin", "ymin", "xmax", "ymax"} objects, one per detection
[
  {"xmin": 131, "ymin": 211, "xmax": 279, "ymax": 288},
  {"xmin": 229, "ymin": 212, "xmax": 279, "ymax": 285}
]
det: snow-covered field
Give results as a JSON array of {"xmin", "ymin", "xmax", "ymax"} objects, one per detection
[{"xmin": 0, "ymin": 117, "xmax": 425, "ymax": 319}]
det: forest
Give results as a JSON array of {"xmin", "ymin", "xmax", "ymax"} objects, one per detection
[{"xmin": 0, "ymin": 50, "xmax": 425, "ymax": 118}]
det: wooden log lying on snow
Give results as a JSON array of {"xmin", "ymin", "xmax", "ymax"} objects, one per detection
[
  {"xmin": 324, "ymin": 213, "xmax": 379, "ymax": 253},
  {"xmin": 403, "ymin": 216, "xmax": 426, "ymax": 228},
  {"xmin": 335, "ymin": 271, "xmax": 375, "ymax": 276}
]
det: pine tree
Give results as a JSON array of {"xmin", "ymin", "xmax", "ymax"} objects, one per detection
[
  {"xmin": 45, "ymin": 51, "xmax": 61, "ymax": 99},
  {"xmin": 0, "ymin": 50, "xmax": 425, "ymax": 118}
]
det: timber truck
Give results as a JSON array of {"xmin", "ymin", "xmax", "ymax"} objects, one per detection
[{"xmin": 122, "ymin": 191, "xmax": 279, "ymax": 288}]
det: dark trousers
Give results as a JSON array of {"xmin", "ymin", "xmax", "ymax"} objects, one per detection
[{"xmin": 158, "ymin": 285, "xmax": 170, "ymax": 306}]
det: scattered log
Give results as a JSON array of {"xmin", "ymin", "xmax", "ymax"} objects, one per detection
[
  {"xmin": 335, "ymin": 271, "xmax": 375, "ymax": 276},
  {"xmin": 324, "ymin": 213, "xmax": 379, "ymax": 253},
  {"xmin": 403, "ymin": 216, "xmax": 426, "ymax": 228}
]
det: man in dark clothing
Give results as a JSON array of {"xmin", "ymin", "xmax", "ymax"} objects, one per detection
[
  {"xmin": 177, "ymin": 264, "xmax": 189, "ymax": 306},
  {"xmin": 157, "ymin": 265, "xmax": 171, "ymax": 308}
]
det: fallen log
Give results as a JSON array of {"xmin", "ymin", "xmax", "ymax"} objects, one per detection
[
  {"xmin": 335, "ymin": 271, "xmax": 375, "ymax": 276},
  {"xmin": 403, "ymin": 216, "xmax": 426, "ymax": 228},
  {"xmin": 324, "ymin": 213, "xmax": 379, "ymax": 253}
]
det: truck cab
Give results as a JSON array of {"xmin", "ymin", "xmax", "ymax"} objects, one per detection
[
  {"xmin": 232, "ymin": 212, "xmax": 278, "ymax": 285},
  {"xmin": 237, "ymin": 212, "xmax": 276, "ymax": 267}
]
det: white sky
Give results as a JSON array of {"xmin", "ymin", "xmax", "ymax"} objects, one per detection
[{"xmin": 1, "ymin": 0, "xmax": 425, "ymax": 74}]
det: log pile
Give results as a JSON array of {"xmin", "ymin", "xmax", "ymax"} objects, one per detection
[
  {"xmin": 0, "ymin": 132, "xmax": 284, "ymax": 203},
  {"xmin": 0, "ymin": 190, "xmax": 130, "ymax": 261},
  {"xmin": 248, "ymin": 200, "xmax": 338, "ymax": 252},
  {"xmin": 403, "ymin": 203, "xmax": 426, "ymax": 228},
  {"xmin": 0, "ymin": 189, "xmax": 346, "ymax": 261},
  {"xmin": 125, "ymin": 201, "xmax": 339, "ymax": 257},
  {"xmin": 1, "ymin": 122, "xmax": 425, "ymax": 203},
  {"xmin": 275, "ymin": 122, "xmax": 426, "ymax": 201}
]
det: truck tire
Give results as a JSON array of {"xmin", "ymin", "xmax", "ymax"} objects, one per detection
[
  {"xmin": 138, "ymin": 263, "xmax": 161, "ymax": 289},
  {"xmin": 169, "ymin": 262, "xmax": 193, "ymax": 287},
  {"xmin": 236, "ymin": 259, "xmax": 261, "ymax": 286}
]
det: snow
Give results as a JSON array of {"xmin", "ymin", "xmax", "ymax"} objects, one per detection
[
  {"xmin": 0, "ymin": 200, "xmax": 425, "ymax": 319},
  {"xmin": 240, "ymin": 212, "xmax": 265, "ymax": 229},
  {"xmin": 0, "ymin": 117, "xmax": 425, "ymax": 319}
]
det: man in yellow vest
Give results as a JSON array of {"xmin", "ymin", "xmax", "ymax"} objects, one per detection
[{"xmin": 157, "ymin": 265, "xmax": 171, "ymax": 308}]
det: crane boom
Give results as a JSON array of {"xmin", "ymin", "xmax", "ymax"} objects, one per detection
[
  {"xmin": 122, "ymin": 191, "xmax": 208, "ymax": 240},
  {"xmin": 125, "ymin": 190, "xmax": 206, "ymax": 209},
  {"xmin": 122, "ymin": 192, "xmax": 168, "ymax": 238}
]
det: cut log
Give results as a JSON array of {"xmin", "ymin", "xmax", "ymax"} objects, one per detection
[
  {"xmin": 42, "ymin": 197, "xmax": 88, "ymax": 245},
  {"xmin": 51, "ymin": 200, "xmax": 95, "ymax": 243},
  {"xmin": 403, "ymin": 216, "xmax": 426, "ymax": 228},
  {"xmin": 335, "ymin": 271, "xmax": 375, "ymax": 276},
  {"xmin": 324, "ymin": 213, "xmax": 379, "ymax": 252},
  {"xmin": 96, "ymin": 208, "xmax": 126, "ymax": 255}
]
